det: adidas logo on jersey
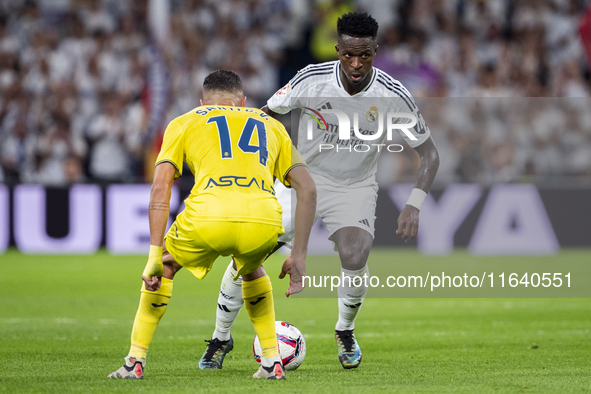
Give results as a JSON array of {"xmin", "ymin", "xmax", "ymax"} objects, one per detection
[{"xmin": 358, "ymin": 219, "xmax": 370, "ymax": 227}]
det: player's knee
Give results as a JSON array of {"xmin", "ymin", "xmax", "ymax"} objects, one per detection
[
  {"xmin": 242, "ymin": 265, "xmax": 266, "ymax": 281},
  {"xmin": 163, "ymin": 259, "xmax": 182, "ymax": 279},
  {"xmin": 338, "ymin": 242, "xmax": 371, "ymax": 270}
]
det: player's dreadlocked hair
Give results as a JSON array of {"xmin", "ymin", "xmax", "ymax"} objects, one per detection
[
  {"xmin": 203, "ymin": 70, "xmax": 243, "ymax": 93},
  {"xmin": 337, "ymin": 12, "xmax": 379, "ymax": 39}
]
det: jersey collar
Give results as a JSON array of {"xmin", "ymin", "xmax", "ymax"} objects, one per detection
[{"xmin": 335, "ymin": 62, "xmax": 377, "ymax": 97}]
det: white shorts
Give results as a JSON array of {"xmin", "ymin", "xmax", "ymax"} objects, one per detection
[{"xmin": 275, "ymin": 180, "xmax": 378, "ymax": 248}]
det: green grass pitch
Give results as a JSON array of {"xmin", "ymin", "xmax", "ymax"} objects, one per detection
[{"xmin": 2, "ymin": 249, "xmax": 591, "ymax": 393}]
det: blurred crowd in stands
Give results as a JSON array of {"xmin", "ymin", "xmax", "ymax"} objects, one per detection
[
  {"xmin": 0, "ymin": 0, "xmax": 590, "ymax": 186},
  {"xmin": 378, "ymin": 97, "xmax": 591, "ymax": 186}
]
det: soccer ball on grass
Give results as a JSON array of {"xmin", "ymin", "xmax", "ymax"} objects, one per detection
[{"xmin": 252, "ymin": 321, "xmax": 306, "ymax": 371}]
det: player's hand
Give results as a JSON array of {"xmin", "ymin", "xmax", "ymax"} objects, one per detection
[
  {"xmin": 142, "ymin": 275, "xmax": 161, "ymax": 292},
  {"xmin": 278, "ymin": 254, "xmax": 292, "ymax": 279},
  {"xmin": 142, "ymin": 245, "xmax": 163, "ymax": 291},
  {"xmin": 396, "ymin": 205, "xmax": 420, "ymax": 243},
  {"xmin": 286, "ymin": 255, "xmax": 305, "ymax": 297},
  {"xmin": 286, "ymin": 275, "xmax": 303, "ymax": 297}
]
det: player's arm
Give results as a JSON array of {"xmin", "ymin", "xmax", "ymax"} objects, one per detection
[
  {"xmin": 260, "ymin": 105, "xmax": 281, "ymax": 119},
  {"xmin": 284, "ymin": 166, "xmax": 316, "ymax": 296},
  {"xmin": 396, "ymin": 136, "xmax": 439, "ymax": 243},
  {"xmin": 142, "ymin": 162, "xmax": 176, "ymax": 291},
  {"xmin": 263, "ymin": 69, "xmax": 306, "ymax": 119}
]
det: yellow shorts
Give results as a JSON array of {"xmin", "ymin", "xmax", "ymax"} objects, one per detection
[{"xmin": 164, "ymin": 220, "xmax": 284, "ymax": 279}]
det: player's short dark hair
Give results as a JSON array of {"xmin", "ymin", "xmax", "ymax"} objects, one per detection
[
  {"xmin": 337, "ymin": 12, "xmax": 379, "ymax": 39},
  {"xmin": 203, "ymin": 70, "xmax": 243, "ymax": 93}
]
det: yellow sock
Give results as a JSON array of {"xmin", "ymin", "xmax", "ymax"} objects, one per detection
[
  {"xmin": 129, "ymin": 278, "xmax": 173, "ymax": 359},
  {"xmin": 243, "ymin": 275, "xmax": 278, "ymax": 358}
]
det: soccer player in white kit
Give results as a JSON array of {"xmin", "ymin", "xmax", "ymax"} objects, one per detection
[{"xmin": 199, "ymin": 12, "xmax": 440, "ymax": 370}]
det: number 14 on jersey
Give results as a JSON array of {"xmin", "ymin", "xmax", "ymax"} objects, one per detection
[{"xmin": 207, "ymin": 115, "xmax": 269, "ymax": 166}]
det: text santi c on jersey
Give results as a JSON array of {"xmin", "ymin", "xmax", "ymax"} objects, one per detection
[{"xmin": 305, "ymin": 108, "xmax": 418, "ymax": 153}]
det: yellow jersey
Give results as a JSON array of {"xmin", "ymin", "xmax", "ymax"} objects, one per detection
[{"xmin": 156, "ymin": 105, "xmax": 305, "ymax": 226}]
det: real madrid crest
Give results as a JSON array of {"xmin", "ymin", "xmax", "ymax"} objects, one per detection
[{"xmin": 366, "ymin": 106, "xmax": 378, "ymax": 122}]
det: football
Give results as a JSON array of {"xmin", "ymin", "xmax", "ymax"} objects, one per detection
[{"xmin": 252, "ymin": 321, "xmax": 306, "ymax": 371}]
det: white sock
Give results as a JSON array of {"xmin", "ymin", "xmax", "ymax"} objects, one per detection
[
  {"xmin": 212, "ymin": 260, "xmax": 244, "ymax": 341},
  {"xmin": 335, "ymin": 265, "xmax": 369, "ymax": 331}
]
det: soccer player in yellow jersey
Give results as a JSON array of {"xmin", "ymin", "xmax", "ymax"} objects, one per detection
[{"xmin": 108, "ymin": 70, "xmax": 316, "ymax": 380}]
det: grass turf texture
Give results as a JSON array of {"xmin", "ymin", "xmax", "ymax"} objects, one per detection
[{"xmin": 1, "ymin": 249, "xmax": 590, "ymax": 393}]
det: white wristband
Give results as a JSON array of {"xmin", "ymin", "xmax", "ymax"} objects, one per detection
[{"xmin": 405, "ymin": 188, "xmax": 427, "ymax": 211}]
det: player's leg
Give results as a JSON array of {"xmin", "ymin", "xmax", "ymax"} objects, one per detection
[
  {"xmin": 320, "ymin": 185, "xmax": 377, "ymax": 369},
  {"xmin": 333, "ymin": 226, "xmax": 373, "ymax": 326},
  {"xmin": 235, "ymin": 222, "xmax": 286, "ymax": 380},
  {"xmin": 198, "ymin": 257, "xmax": 241, "ymax": 369},
  {"xmin": 242, "ymin": 265, "xmax": 284, "ymax": 380},
  {"xmin": 331, "ymin": 226, "xmax": 372, "ymax": 369},
  {"xmin": 108, "ymin": 246, "xmax": 182, "ymax": 379},
  {"xmin": 210, "ymin": 243, "xmax": 285, "ymax": 342},
  {"xmin": 212, "ymin": 258, "xmax": 242, "ymax": 342},
  {"xmin": 201, "ymin": 181, "xmax": 294, "ymax": 369},
  {"xmin": 199, "ymin": 241, "xmax": 286, "ymax": 370}
]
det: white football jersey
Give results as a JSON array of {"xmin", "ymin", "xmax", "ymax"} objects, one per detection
[{"xmin": 267, "ymin": 61, "xmax": 430, "ymax": 187}]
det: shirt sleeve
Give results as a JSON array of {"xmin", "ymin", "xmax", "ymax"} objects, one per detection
[
  {"xmin": 390, "ymin": 93, "xmax": 431, "ymax": 148},
  {"xmin": 273, "ymin": 124, "xmax": 307, "ymax": 188},
  {"xmin": 266, "ymin": 68, "xmax": 310, "ymax": 114},
  {"xmin": 155, "ymin": 119, "xmax": 184, "ymax": 179}
]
